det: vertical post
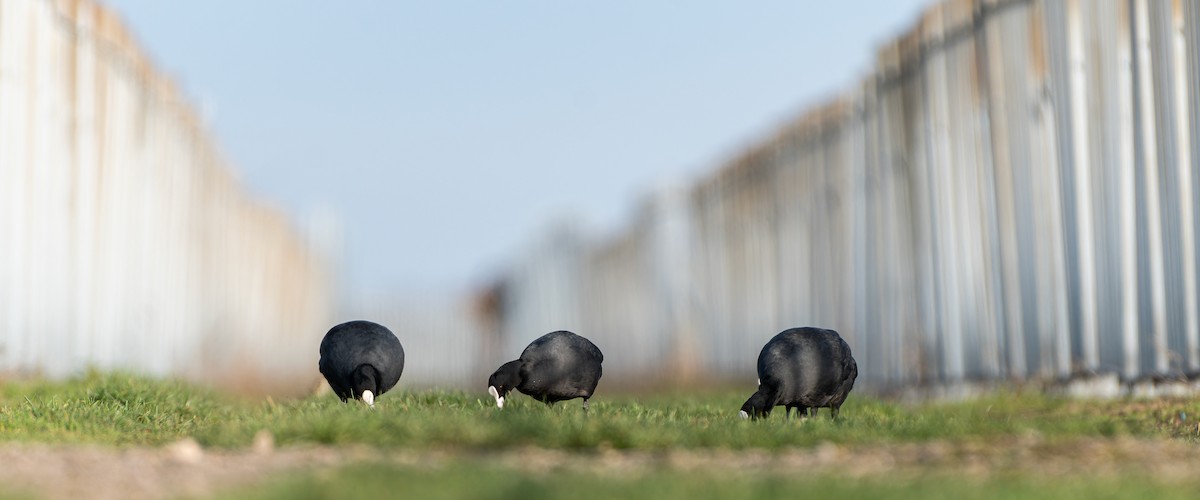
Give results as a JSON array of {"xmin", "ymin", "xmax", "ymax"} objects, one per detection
[
  {"xmin": 1066, "ymin": 0, "xmax": 1101, "ymax": 372},
  {"xmin": 1184, "ymin": 0, "xmax": 1200, "ymax": 372},
  {"xmin": 1132, "ymin": 0, "xmax": 1169, "ymax": 374}
]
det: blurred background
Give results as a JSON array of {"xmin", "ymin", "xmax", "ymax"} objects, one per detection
[{"xmin": 2, "ymin": 0, "xmax": 1198, "ymax": 395}]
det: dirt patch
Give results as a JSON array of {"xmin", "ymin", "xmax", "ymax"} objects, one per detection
[
  {"xmin": 0, "ymin": 441, "xmax": 370, "ymax": 500},
  {"xmin": 2, "ymin": 437, "xmax": 1199, "ymax": 499},
  {"xmin": 487, "ymin": 436, "xmax": 1200, "ymax": 480}
]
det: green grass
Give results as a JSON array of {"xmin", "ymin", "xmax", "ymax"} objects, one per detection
[
  {"xmin": 221, "ymin": 462, "xmax": 1200, "ymax": 500},
  {"xmin": 0, "ymin": 372, "xmax": 235, "ymax": 446},
  {"xmin": 3, "ymin": 373, "xmax": 1200, "ymax": 499},
  {"xmin": 197, "ymin": 389, "xmax": 1196, "ymax": 450},
  {"xmin": 0, "ymin": 372, "xmax": 1198, "ymax": 449}
]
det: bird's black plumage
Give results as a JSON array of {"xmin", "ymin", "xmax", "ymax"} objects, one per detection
[
  {"xmin": 487, "ymin": 330, "xmax": 603, "ymax": 409},
  {"xmin": 319, "ymin": 320, "xmax": 405, "ymax": 405},
  {"xmin": 740, "ymin": 327, "xmax": 857, "ymax": 420}
]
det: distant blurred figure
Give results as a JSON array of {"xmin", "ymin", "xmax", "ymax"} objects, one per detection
[
  {"xmin": 740, "ymin": 327, "xmax": 857, "ymax": 420},
  {"xmin": 487, "ymin": 330, "xmax": 603, "ymax": 411},
  {"xmin": 319, "ymin": 320, "xmax": 406, "ymax": 407}
]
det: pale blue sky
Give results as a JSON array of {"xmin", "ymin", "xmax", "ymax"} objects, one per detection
[{"xmin": 102, "ymin": 0, "xmax": 932, "ymax": 298}]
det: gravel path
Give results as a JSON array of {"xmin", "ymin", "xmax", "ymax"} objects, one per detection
[{"xmin": 1, "ymin": 436, "xmax": 1198, "ymax": 499}]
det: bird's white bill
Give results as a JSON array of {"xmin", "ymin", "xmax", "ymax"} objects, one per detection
[
  {"xmin": 488, "ymin": 386, "xmax": 505, "ymax": 409},
  {"xmin": 362, "ymin": 390, "xmax": 375, "ymax": 408},
  {"xmin": 739, "ymin": 410, "xmax": 749, "ymax": 420}
]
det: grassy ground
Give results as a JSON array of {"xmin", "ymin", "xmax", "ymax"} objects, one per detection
[
  {"xmin": 1, "ymin": 373, "xmax": 1200, "ymax": 498},
  {"xmin": 2, "ymin": 371, "xmax": 1198, "ymax": 449}
]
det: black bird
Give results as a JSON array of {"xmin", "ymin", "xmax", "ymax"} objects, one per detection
[
  {"xmin": 318, "ymin": 320, "xmax": 405, "ymax": 407},
  {"xmin": 487, "ymin": 330, "xmax": 603, "ymax": 410},
  {"xmin": 740, "ymin": 327, "xmax": 857, "ymax": 420}
]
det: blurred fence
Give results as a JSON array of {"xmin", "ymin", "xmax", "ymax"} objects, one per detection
[
  {"xmin": 481, "ymin": 0, "xmax": 1200, "ymax": 392},
  {"xmin": 0, "ymin": 0, "xmax": 333, "ymax": 390}
]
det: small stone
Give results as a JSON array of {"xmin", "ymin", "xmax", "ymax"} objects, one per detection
[
  {"xmin": 253, "ymin": 430, "xmax": 275, "ymax": 455},
  {"xmin": 167, "ymin": 437, "xmax": 204, "ymax": 464}
]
